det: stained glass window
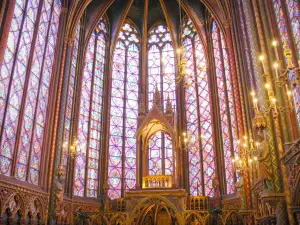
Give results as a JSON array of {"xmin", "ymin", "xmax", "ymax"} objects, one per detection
[
  {"xmin": 273, "ymin": 0, "xmax": 300, "ymax": 127},
  {"xmin": 62, "ymin": 23, "xmax": 81, "ymax": 171},
  {"xmin": 212, "ymin": 21, "xmax": 238, "ymax": 194},
  {"xmin": 108, "ymin": 22, "xmax": 140, "ymax": 199},
  {"xmin": 147, "ymin": 24, "xmax": 176, "ymax": 177},
  {"xmin": 182, "ymin": 19, "xmax": 215, "ymax": 197},
  {"xmin": 148, "ymin": 131, "xmax": 174, "ymax": 176},
  {"xmin": 0, "ymin": 0, "xmax": 61, "ymax": 184},
  {"xmin": 74, "ymin": 18, "xmax": 107, "ymax": 197}
]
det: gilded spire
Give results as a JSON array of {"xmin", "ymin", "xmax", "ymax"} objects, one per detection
[
  {"xmin": 165, "ymin": 94, "xmax": 173, "ymax": 115},
  {"xmin": 153, "ymin": 83, "xmax": 162, "ymax": 109}
]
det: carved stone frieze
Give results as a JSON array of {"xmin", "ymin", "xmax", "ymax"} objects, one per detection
[
  {"xmin": 0, "ymin": 180, "xmax": 49, "ymax": 224},
  {"xmin": 282, "ymin": 139, "xmax": 300, "ymax": 200},
  {"xmin": 221, "ymin": 197, "xmax": 241, "ymax": 210}
]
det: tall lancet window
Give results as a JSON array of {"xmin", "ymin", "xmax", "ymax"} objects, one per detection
[
  {"xmin": 182, "ymin": 19, "xmax": 215, "ymax": 197},
  {"xmin": 62, "ymin": 22, "xmax": 81, "ymax": 171},
  {"xmin": 0, "ymin": 0, "xmax": 61, "ymax": 184},
  {"xmin": 74, "ymin": 18, "xmax": 108, "ymax": 198},
  {"xmin": 108, "ymin": 22, "xmax": 140, "ymax": 199},
  {"xmin": 212, "ymin": 21, "xmax": 238, "ymax": 194},
  {"xmin": 147, "ymin": 24, "xmax": 176, "ymax": 176},
  {"xmin": 272, "ymin": 0, "xmax": 300, "ymax": 127}
]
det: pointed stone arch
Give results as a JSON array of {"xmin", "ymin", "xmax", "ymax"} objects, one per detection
[{"xmin": 129, "ymin": 195, "xmax": 184, "ymax": 225}]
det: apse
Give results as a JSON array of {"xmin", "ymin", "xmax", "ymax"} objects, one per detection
[{"xmin": 0, "ymin": 0, "xmax": 300, "ymax": 224}]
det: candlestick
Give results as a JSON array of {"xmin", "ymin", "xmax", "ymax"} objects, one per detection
[
  {"xmin": 259, "ymin": 55, "xmax": 266, "ymax": 74},
  {"xmin": 253, "ymin": 98, "xmax": 259, "ymax": 113},
  {"xmin": 274, "ymin": 62, "xmax": 279, "ymax": 80},
  {"xmin": 272, "ymin": 40, "xmax": 279, "ymax": 61},
  {"xmin": 271, "ymin": 97, "xmax": 278, "ymax": 115}
]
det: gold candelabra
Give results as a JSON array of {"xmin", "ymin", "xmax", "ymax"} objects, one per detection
[
  {"xmin": 62, "ymin": 137, "xmax": 79, "ymax": 159},
  {"xmin": 232, "ymin": 133, "xmax": 260, "ymax": 173},
  {"xmin": 271, "ymin": 40, "xmax": 300, "ymax": 87},
  {"xmin": 181, "ymin": 130, "xmax": 206, "ymax": 153},
  {"xmin": 250, "ymin": 39, "xmax": 298, "ymax": 121}
]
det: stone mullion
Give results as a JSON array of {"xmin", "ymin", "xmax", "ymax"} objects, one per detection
[
  {"xmin": 252, "ymin": 0, "xmax": 294, "ymax": 223},
  {"xmin": 205, "ymin": 19, "xmax": 223, "ymax": 198},
  {"xmin": 65, "ymin": 18, "xmax": 86, "ymax": 197},
  {"xmin": 99, "ymin": 31, "xmax": 110, "ymax": 198},
  {"xmin": 215, "ymin": 28, "xmax": 234, "ymax": 196},
  {"xmin": 136, "ymin": 0, "xmax": 148, "ymax": 189},
  {"xmin": 63, "ymin": 26, "xmax": 78, "ymax": 195},
  {"xmin": 159, "ymin": 49, "xmax": 166, "ymax": 175},
  {"xmin": 191, "ymin": 39, "xmax": 205, "ymax": 196},
  {"xmin": 84, "ymin": 35, "xmax": 98, "ymax": 198},
  {"xmin": 11, "ymin": 0, "xmax": 44, "ymax": 179},
  {"xmin": 0, "ymin": 0, "xmax": 29, "ymax": 160},
  {"xmin": 47, "ymin": 6, "xmax": 71, "ymax": 222},
  {"xmin": 120, "ymin": 46, "xmax": 129, "ymax": 198}
]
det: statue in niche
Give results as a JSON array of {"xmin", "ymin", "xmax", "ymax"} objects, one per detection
[
  {"xmin": 235, "ymin": 171, "xmax": 246, "ymax": 208},
  {"xmin": 256, "ymin": 129, "xmax": 274, "ymax": 192},
  {"xmin": 211, "ymin": 177, "xmax": 221, "ymax": 209},
  {"xmin": 138, "ymin": 102, "xmax": 146, "ymax": 116},
  {"xmin": 55, "ymin": 165, "xmax": 65, "ymax": 209},
  {"xmin": 212, "ymin": 177, "xmax": 220, "ymax": 198}
]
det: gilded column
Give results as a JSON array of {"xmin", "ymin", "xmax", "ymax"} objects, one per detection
[
  {"xmin": 250, "ymin": 0, "xmax": 294, "ymax": 223},
  {"xmin": 224, "ymin": 22, "xmax": 252, "ymax": 210},
  {"xmin": 48, "ymin": 7, "xmax": 75, "ymax": 223}
]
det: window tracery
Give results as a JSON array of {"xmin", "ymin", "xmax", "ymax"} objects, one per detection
[
  {"xmin": 212, "ymin": 21, "xmax": 238, "ymax": 194},
  {"xmin": 147, "ymin": 24, "xmax": 176, "ymax": 178},
  {"xmin": 0, "ymin": 0, "xmax": 61, "ymax": 184},
  {"xmin": 108, "ymin": 22, "xmax": 140, "ymax": 199},
  {"xmin": 74, "ymin": 18, "xmax": 107, "ymax": 197},
  {"xmin": 182, "ymin": 19, "xmax": 215, "ymax": 196},
  {"xmin": 63, "ymin": 23, "xmax": 80, "ymax": 171}
]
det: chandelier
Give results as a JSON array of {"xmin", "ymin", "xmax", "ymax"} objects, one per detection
[
  {"xmin": 272, "ymin": 39, "xmax": 300, "ymax": 87},
  {"xmin": 250, "ymin": 39, "xmax": 298, "ymax": 121},
  {"xmin": 231, "ymin": 132, "xmax": 259, "ymax": 172},
  {"xmin": 62, "ymin": 137, "xmax": 79, "ymax": 159},
  {"xmin": 164, "ymin": 0, "xmax": 193, "ymax": 88}
]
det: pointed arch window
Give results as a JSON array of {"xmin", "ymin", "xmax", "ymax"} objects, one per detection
[
  {"xmin": 74, "ymin": 18, "xmax": 108, "ymax": 198},
  {"xmin": 108, "ymin": 22, "xmax": 140, "ymax": 199},
  {"xmin": 182, "ymin": 19, "xmax": 215, "ymax": 197},
  {"xmin": 62, "ymin": 22, "xmax": 81, "ymax": 170},
  {"xmin": 272, "ymin": 0, "xmax": 300, "ymax": 127},
  {"xmin": 0, "ymin": 0, "xmax": 61, "ymax": 184},
  {"xmin": 212, "ymin": 21, "xmax": 238, "ymax": 194},
  {"xmin": 147, "ymin": 24, "xmax": 176, "ymax": 177}
]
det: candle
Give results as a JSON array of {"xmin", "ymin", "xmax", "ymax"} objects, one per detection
[
  {"xmin": 272, "ymin": 40, "xmax": 279, "ymax": 61},
  {"xmin": 253, "ymin": 98, "xmax": 259, "ymax": 113},
  {"xmin": 274, "ymin": 62, "xmax": 279, "ymax": 80},
  {"xmin": 271, "ymin": 97, "xmax": 278, "ymax": 114},
  {"xmin": 259, "ymin": 55, "xmax": 266, "ymax": 74}
]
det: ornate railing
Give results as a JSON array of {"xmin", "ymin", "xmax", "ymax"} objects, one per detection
[
  {"xmin": 188, "ymin": 196, "xmax": 210, "ymax": 211},
  {"xmin": 142, "ymin": 175, "xmax": 172, "ymax": 188}
]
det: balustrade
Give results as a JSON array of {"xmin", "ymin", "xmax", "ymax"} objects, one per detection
[
  {"xmin": 188, "ymin": 196, "xmax": 210, "ymax": 211},
  {"xmin": 142, "ymin": 175, "xmax": 172, "ymax": 188}
]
